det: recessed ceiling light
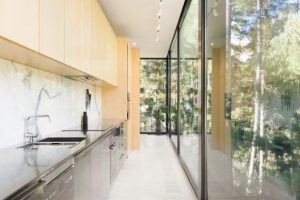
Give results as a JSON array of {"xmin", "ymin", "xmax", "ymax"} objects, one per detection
[
  {"xmin": 210, "ymin": 43, "xmax": 214, "ymax": 46},
  {"xmin": 132, "ymin": 42, "xmax": 137, "ymax": 46}
]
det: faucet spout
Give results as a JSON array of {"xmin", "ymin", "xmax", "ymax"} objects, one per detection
[
  {"xmin": 26, "ymin": 115, "xmax": 51, "ymax": 121},
  {"xmin": 24, "ymin": 114, "xmax": 51, "ymax": 143}
]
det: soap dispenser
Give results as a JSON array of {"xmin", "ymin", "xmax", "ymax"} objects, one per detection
[{"xmin": 82, "ymin": 111, "xmax": 88, "ymax": 132}]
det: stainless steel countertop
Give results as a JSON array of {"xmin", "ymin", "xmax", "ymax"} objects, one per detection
[{"xmin": 0, "ymin": 118, "xmax": 126, "ymax": 200}]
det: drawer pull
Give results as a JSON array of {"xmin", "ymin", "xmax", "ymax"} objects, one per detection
[{"xmin": 109, "ymin": 143, "xmax": 117, "ymax": 151}]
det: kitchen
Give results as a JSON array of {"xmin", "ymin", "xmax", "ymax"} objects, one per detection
[
  {"xmin": 0, "ymin": 0, "xmax": 140, "ymax": 199},
  {"xmin": 3, "ymin": 0, "xmax": 297, "ymax": 199}
]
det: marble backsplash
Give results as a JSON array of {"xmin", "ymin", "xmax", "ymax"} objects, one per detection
[{"xmin": 0, "ymin": 58, "xmax": 102, "ymax": 149}]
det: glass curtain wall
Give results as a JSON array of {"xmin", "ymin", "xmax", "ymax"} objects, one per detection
[
  {"xmin": 167, "ymin": 0, "xmax": 202, "ymax": 196},
  {"xmin": 170, "ymin": 36, "xmax": 179, "ymax": 147},
  {"xmin": 140, "ymin": 59, "xmax": 167, "ymax": 134},
  {"xmin": 206, "ymin": 0, "xmax": 300, "ymax": 200},
  {"xmin": 179, "ymin": 0, "xmax": 200, "ymax": 188}
]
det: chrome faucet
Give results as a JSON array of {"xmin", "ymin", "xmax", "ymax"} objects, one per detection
[{"xmin": 24, "ymin": 115, "xmax": 51, "ymax": 143}]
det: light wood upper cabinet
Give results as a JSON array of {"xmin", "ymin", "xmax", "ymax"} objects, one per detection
[
  {"xmin": 0, "ymin": 0, "xmax": 39, "ymax": 51},
  {"xmin": 80, "ymin": 0, "xmax": 92, "ymax": 74},
  {"xmin": 91, "ymin": 0, "xmax": 118, "ymax": 86},
  {"xmin": 0, "ymin": 0, "xmax": 118, "ymax": 86},
  {"xmin": 90, "ymin": 0, "xmax": 105, "ymax": 78},
  {"xmin": 104, "ymin": 24, "xmax": 118, "ymax": 86},
  {"xmin": 40, "ymin": 0, "xmax": 65, "ymax": 62},
  {"xmin": 65, "ymin": 0, "xmax": 82, "ymax": 71}
]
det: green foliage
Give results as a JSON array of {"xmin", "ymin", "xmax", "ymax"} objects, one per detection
[
  {"xmin": 140, "ymin": 59, "xmax": 167, "ymax": 132},
  {"xmin": 229, "ymin": 0, "xmax": 300, "ymax": 194},
  {"xmin": 180, "ymin": 59, "xmax": 199, "ymax": 134}
]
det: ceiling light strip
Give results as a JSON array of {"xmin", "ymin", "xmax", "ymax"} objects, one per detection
[{"xmin": 156, "ymin": 0, "xmax": 163, "ymax": 42}]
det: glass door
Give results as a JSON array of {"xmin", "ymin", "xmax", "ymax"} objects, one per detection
[{"xmin": 140, "ymin": 59, "xmax": 167, "ymax": 134}]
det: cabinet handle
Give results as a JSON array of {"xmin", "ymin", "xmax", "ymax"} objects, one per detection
[{"xmin": 109, "ymin": 143, "xmax": 117, "ymax": 151}]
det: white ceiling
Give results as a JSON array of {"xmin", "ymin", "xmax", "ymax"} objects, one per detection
[{"xmin": 98, "ymin": 0, "xmax": 185, "ymax": 58}]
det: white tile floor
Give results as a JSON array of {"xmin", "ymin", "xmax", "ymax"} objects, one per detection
[{"xmin": 108, "ymin": 135, "xmax": 198, "ymax": 200}]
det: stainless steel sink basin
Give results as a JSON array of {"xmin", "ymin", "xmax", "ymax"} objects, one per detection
[
  {"xmin": 18, "ymin": 137, "xmax": 86, "ymax": 149},
  {"xmin": 38, "ymin": 137, "xmax": 86, "ymax": 143}
]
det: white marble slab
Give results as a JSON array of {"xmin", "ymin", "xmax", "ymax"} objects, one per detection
[{"xmin": 0, "ymin": 58, "xmax": 102, "ymax": 149}]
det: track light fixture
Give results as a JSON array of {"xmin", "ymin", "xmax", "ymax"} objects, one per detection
[{"xmin": 155, "ymin": 0, "xmax": 163, "ymax": 42}]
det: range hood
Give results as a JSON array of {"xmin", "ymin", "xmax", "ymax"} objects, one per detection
[{"xmin": 66, "ymin": 75, "xmax": 99, "ymax": 82}]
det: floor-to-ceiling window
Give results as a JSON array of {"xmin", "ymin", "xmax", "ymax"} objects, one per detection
[
  {"xmin": 166, "ymin": 0, "xmax": 202, "ymax": 197},
  {"xmin": 170, "ymin": 35, "xmax": 179, "ymax": 147},
  {"xmin": 140, "ymin": 59, "xmax": 167, "ymax": 134},
  {"xmin": 207, "ymin": 0, "xmax": 300, "ymax": 199},
  {"xmin": 179, "ymin": 0, "xmax": 200, "ymax": 188}
]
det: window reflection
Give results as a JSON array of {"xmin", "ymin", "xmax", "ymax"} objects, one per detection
[
  {"xmin": 179, "ymin": 0, "xmax": 200, "ymax": 187},
  {"xmin": 171, "ymin": 37, "xmax": 178, "ymax": 147},
  {"xmin": 207, "ymin": 0, "xmax": 300, "ymax": 199}
]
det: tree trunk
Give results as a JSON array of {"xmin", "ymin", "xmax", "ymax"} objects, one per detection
[
  {"xmin": 156, "ymin": 118, "xmax": 161, "ymax": 133},
  {"xmin": 258, "ymin": 72, "xmax": 265, "ymax": 193},
  {"xmin": 248, "ymin": 0, "xmax": 263, "ymax": 183}
]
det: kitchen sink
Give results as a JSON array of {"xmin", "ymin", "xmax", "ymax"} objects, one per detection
[
  {"xmin": 38, "ymin": 137, "xmax": 86, "ymax": 143},
  {"xmin": 18, "ymin": 137, "xmax": 86, "ymax": 149}
]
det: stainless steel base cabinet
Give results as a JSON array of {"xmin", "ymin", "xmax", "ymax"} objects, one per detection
[
  {"xmin": 73, "ymin": 137, "xmax": 111, "ymax": 200},
  {"xmin": 11, "ymin": 125, "xmax": 127, "ymax": 200},
  {"xmin": 110, "ymin": 126, "xmax": 126, "ymax": 184},
  {"xmin": 73, "ymin": 142, "xmax": 95, "ymax": 200},
  {"xmin": 102, "ymin": 135, "xmax": 112, "ymax": 199},
  {"xmin": 43, "ymin": 167, "xmax": 74, "ymax": 200}
]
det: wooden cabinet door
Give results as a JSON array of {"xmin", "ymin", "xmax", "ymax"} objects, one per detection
[
  {"xmin": 80, "ymin": 0, "xmax": 92, "ymax": 74},
  {"xmin": 65, "ymin": 0, "xmax": 82, "ymax": 71},
  {"xmin": 40, "ymin": 0, "xmax": 65, "ymax": 62},
  {"xmin": 103, "ymin": 23, "xmax": 118, "ymax": 86},
  {"xmin": 90, "ymin": 0, "xmax": 105, "ymax": 78},
  {"xmin": 90, "ymin": 0, "xmax": 118, "ymax": 85},
  {"xmin": 0, "ymin": 0, "xmax": 39, "ymax": 51}
]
